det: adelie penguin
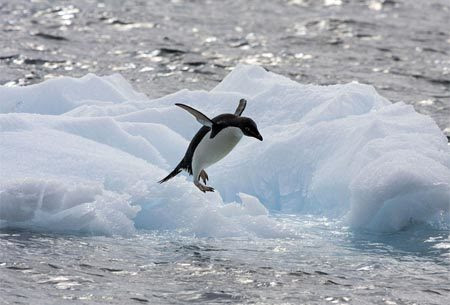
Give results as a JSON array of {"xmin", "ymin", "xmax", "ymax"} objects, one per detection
[{"xmin": 158, "ymin": 99, "xmax": 263, "ymax": 192}]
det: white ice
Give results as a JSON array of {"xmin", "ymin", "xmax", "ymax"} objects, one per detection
[{"xmin": 0, "ymin": 65, "xmax": 449, "ymax": 235}]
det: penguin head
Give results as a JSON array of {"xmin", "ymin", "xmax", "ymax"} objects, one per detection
[{"xmin": 239, "ymin": 117, "xmax": 263, "ymax": 141}]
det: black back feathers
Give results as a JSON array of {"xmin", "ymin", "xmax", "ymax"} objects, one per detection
[{"xmin": 175, "ymin": 99, "xmax": 248, "ymax": 139}]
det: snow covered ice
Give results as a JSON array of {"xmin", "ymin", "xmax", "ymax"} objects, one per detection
[{"xmin": 1, "ymin": 65, "xmax": 449, "ymax": 235}]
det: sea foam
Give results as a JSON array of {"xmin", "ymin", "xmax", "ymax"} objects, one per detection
[{"xmin": 1, "ymin": 65, "xmax": 449, "ymax": 235}]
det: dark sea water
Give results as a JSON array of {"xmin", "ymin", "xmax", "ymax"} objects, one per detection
[
  {"xmin": 1, "ymin": 1, "xmax": 449, "ymax": 304},
  {"xmin": 0, "ymin": 0, "xmax": 449, "ymax": 135},
  {"xmin": 1, "ymin": 218, "xmax": 449, "ymax": 305}
]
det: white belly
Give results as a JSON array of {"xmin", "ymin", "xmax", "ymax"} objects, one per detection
[{"xmin": 192, "ymin": 127, "xmax": 243, "ymax": 180}]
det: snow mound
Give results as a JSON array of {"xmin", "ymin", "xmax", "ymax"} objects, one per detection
[
  {"xmin": 0, "ymin": 73, "xmax": 146, "ymax": 115},
  {"xmin": 1, "ymin": 65, "xmax": 449, "ymax": 235}
]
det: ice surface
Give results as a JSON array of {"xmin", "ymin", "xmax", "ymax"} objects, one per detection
[{"xmin": 1, "ymin": 65, "xmax": 449, "ymax": 235}]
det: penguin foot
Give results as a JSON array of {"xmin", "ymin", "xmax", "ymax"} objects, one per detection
[
  {"xmin": 194, "ymin": 181, "xmax": 215, "ymax": 193},
  {"xmin": 199, "ymin": 170, "xmax": 209, "ymax": 184}
]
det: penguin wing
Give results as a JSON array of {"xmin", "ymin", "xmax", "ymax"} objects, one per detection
[
  {"xmin": 234, "ymin": 98, "xmax": 247, "ymax": 116},
  {"xmin": 175, "ymin": 103, "xmax": 213, "ymax": 128}
]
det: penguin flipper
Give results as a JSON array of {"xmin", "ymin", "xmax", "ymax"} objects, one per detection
[
  {"xmin": 175, "ymin": 103, "xmax": 213, "ymax": 127},
  {"xmin": 234, "ymin": 98, "xmax": 247, "ymax": 116},
  {"xmin": 210, "ymin": 124, "xmax": 221, "ymax": 138}
]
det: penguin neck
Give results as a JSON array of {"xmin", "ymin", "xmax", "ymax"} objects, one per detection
[
  {"xmin": 225, "ymin": 126, "xmax": 244, "ymax": 138},
  {"xmin": 220, "ymin": 117, "xmax": 245, "ymax": 131}
]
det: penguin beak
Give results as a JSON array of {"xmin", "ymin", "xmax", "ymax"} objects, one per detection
[{"xmin": 255, "ymin": 133, "xmax": 263, "ymax": 141}]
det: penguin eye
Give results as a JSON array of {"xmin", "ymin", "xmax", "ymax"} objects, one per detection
[{"xmin": 245, "ymin": 127, "xmax": 250, "ymax": 131}]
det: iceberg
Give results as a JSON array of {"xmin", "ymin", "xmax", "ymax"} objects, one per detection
[{"xmin": 1, "ymin": 65, "xmax": 449, "ymax": 235}]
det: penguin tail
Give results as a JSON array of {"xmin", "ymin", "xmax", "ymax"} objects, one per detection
[{"xmin": 158, "ymin": 163, "xmax": 183, "ymax": 184}]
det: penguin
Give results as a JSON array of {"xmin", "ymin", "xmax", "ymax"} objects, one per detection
[{"xmin": 158, "ymin": 98, "xmax": 263, "ymax": 192}]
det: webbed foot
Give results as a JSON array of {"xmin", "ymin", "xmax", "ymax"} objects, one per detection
[
  {"xmin": 199, "ymin": 170, "xmax": 209, "ymax": 184},
  {"xmin": 194, "ymin": 181, "xmax": 215, "ymax": 193}
]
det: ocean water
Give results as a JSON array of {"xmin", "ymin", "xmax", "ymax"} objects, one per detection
[
  {"xmin": 1, "ymin": 0, "xmax": 449, "ymax": 136},
  {"xmin": 1, "ymin": 218, "xmax": 449, "ymax": 305},
  {"xmin": 1, "ymin": 1, "xmax": 450, "ymax": 304}
]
